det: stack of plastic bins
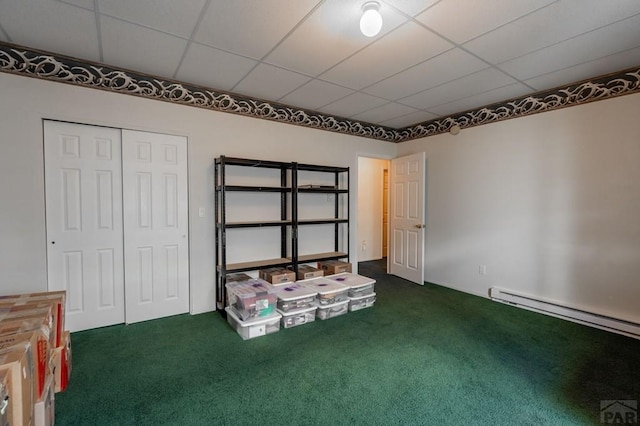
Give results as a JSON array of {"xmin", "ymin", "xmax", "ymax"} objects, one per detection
[
  {"xmin": 326, "ymin": 273, "xmax": 376, "ymax": 312},
  {"xmin": 300, "ymin": 277, "xmax": 349, "ymax": 320},
  {"xmin": 225, "ymin": 279, "xmax": 281, "ymax": 339},
  {"xmin": 274, "ymin": 283, "xmax": 318, "ymax": 329}
]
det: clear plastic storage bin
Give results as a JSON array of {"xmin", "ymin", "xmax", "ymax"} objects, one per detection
[
  {"xmin": 275, "ymin": 283, "xmax": 317, "ymax": 312},
  {"xmin": 316, "ymin": 300, "xmax": 349, "ymax": 320},
  {"xmin": 277, "ymin": 306, "xmax": 316, "ymax": 329},
  {"xmin": 326, "ymin": 273, "xmax": 376, "ymax": 298},
  {"xmin": 301, "ymin": 277, "xmax": 349, "ymax": 306},
  {"xmin": 348, "ymin": 292, "xmax": 376, "ymax": 312},
  {"xmin": 226, "ymin": 279, "xmax": 277, "ymax": 321},
  {"xmin": 225, "ymin": 307, "xmax": 281, "ymax": 340}
]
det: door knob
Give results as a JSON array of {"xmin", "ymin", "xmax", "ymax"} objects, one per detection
[{"xmin": 414, "ymin": 224, "xmax": 425, "ymax": 229}]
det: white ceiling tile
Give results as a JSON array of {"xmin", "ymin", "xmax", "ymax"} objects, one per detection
[
  {"xmin": 319, "ymin": 92, "xmax": 389, "ymax": 118},
  {"xmin": 175, "ymin": 43, "xmax": 258, "ymax": 91},
  {"xmin": 351, "ymin": 102, "xmax": 419, "ymax": 124},
  {"xmin": 98, "ymin": 0, "xmax": 206, "ymax": 38},
  {"xmin": 233, "ymin": 64, "xmax": 311, "ymax": 102},
  {"xmin": 428, "ymin": 83, "xmax": 532, "ymax": 116},
  {"xmin": 100, "ymin": 16, "xmax": 187, "ymax": 78},
  {"xmin": 265, "ymin": 0, "xmax": 408, "ymax": 76},
  {"xmin": 194, "ymin": 0, "xmax": 319, "ymax": 60},
  {"xmin": 320, "ymin": 21, "xmax": 453, "ymax": 89},
  {"xmin": 364, "ymin": 48, "xmax": 488, "ymax": 100},
  {"xmin": 382, "ymin": 0, "xmax": 440, "ymax": 17},
  {"xmin": 499, "ymin": 14, "xmax": 640, "ymax": 81},
  {"xmin": 400, "ymin": 68, "xmax": 519, "ymax": 110},
  {"xmin": 417, "ymin": 0, "xmax": 555, "ymax": 43},
  {"xmin": 525, "ymin": 46, "xmax": 640, "ymax": 91},
  {"xmin": 0, "ymin": 0, "xmax": 100, "ymax": 61},
  {"xmin": 57, "ymin": 0, "xmax": 94, "ymax": 10},
  {"xmin": 279, "ymin": 79, "xmax": 355, "ymax": 111},
  {"xmin": 464, "ymin": 1, "xmax": 640, "ymax": 64},
  {"xmin": 380, "ymin": 110, "xmax": 439, "ymax": 128}
]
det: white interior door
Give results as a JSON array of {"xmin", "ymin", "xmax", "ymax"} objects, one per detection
[
  {"xmin": 44, "ymin": 120, "xmax": 125, "ymax": 331},
  {"xmin": 389, "ymin": 152, "xmax": 425, "ymax": 284},
  {"xmin": 122, "ymin": 130, "xmax": 189, "ymax": 324}
]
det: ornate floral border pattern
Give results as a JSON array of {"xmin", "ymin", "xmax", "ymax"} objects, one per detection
[{"xmin": 1, "ymin": 42, "xmax": 639, "ymax": 143}]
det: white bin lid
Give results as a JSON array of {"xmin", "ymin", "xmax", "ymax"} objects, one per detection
[
  {"xmin": 277, "ymin": 306, "xmax": 317, "ymax": 316},
  {"xmin": 276, "ymin": 283, "xmax": 317, "ymax": 301},
  {"xmin": 326, "ymin": 272, "xmax": 375, "ymax": 289},
  {"xmin": 300, "ymin": 277, "xmax": 348, "ymax": 295},
  {"xmin": 225, "ymin": 307, "xmax": 281, "ymax": 326}
]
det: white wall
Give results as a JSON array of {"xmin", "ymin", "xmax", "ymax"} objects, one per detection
[
  {"xmin": 397, "ymin": 93, "xmax": 640, "ymax": 325},
  {"xmin": 0, "ymin": 72, "xmax": 397, "ymax": 314},
  {"xmin": 357, "ymin": 157, "xmax": 389, "ymax": 261}
]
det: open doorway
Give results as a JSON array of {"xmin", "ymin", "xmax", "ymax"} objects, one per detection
[{"xmin": 357, "ymin": 157, "xmax": 390, "ymax": 262}]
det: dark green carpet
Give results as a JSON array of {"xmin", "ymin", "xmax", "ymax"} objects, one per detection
[{"xmin": 56, "ymin": 260, "xmax": 639, "ymax": 425}]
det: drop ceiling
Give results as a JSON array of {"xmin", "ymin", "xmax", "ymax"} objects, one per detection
[{"xmin": 1, "ymin": 0, "xmax": 640, "ymax": 130}]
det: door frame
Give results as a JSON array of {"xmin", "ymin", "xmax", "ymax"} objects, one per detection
[{"xmin": 354, "ymin": 152, "xmax": 395, "ymax": 273}]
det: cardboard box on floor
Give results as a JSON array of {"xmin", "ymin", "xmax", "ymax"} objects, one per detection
[
  {"xmin": 52, "ymin": 331, "xmax": 72, "ymax": 393},
  {"xmin": 0, "ymin": 328, "xmax": 50, "ymax": 400},
  {"xmin": 0, "ymin": 316, "xmax": 54, "ymax": 348},
  {"xmin": 317, "ymin": 260, "xmax": 352, "ymax": 274},
  {"xmin": 34, "ymin": 373, "xmax": 55, "ymax": 426},
  {"xmin": 0, "ymin": 342, "xmax": 34, "ymax": 426},
  {"xmin": 0, "ymin": 305, "xmax": 55, "ymax": 342},
  {"xmin": 0, "ymin": 291, "xmax": 65, "ymax": 347},
  {"xmin": 0, "ymin": 370, "xmax": 12, "ymax": 426}
]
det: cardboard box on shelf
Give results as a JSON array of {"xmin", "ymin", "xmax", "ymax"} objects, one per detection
[
  {"xmin": 0, "ymin": 342, "xmax": 34, "ymax": 426},
  {"xmin": 52, "ymin": 331, "xmax": 72, "ymax": 393},
  {"xmin": 295, "ymin": 265, "xmax": 324, "ymax": 280},
  {"xmin": 0, "ymin": 329, "xmax": 50, "ymax": 400},
  {"xmin": 225, "ymin": 272, "xmax": 252, "ymax": 283},
  {"xmin": 259, "ymin": 268, "xmax": 296, "ymax": 285},
  {"xmin": 33, "ymin": 373, "xmax": 55, "ymax": 426},
  {"xmin": 317, "ymin": 260, "xmax": 352, "ymax": 274},
  {"xmin": 0, "ymin": 292, "xmax": 65, "ymax": 347}
]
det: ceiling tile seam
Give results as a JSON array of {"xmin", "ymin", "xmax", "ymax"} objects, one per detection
[
  {"xmin": 93, "ymin": 0, "xmax": 103, "ymax": 62},
  {"xmin": 406, "ymin": 17, "xmax": 539, "ymax": 92},
  {"xmin": 381, "ymin": 0, "xmax": 442, "ymax": 19},
  {"xmin": 492, "ymin": 10, "xmax": 640, "ymax": 75},
  {"xmin": 453, "ymin": 0, "xmax": 561, "ymax": 47},
  {"xmin": 273, "ymin": 25, "xmax": 403, "ymax": 103},
  {"xmin": 522, "ymin": 47, "xmax": 640, "ymax": 87},
  {"xmin": 229, "ymin": 0, "xmax": 326, "ymax": 94},
  {"xmin": 418, "ymin": 82, "xmax": 526, "ymax": 117},
  {"xmin": 171, "ymin": 0, "xmax": 212, "ymax": 80},
  {"xmin": 55, "ymin": 0, "xmax": 93, "ymax": 12}
]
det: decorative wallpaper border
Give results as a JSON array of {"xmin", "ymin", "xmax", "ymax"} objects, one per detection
[{"xmin": 1, "ymin": 42, "xmax": 639, "ymax": 143}]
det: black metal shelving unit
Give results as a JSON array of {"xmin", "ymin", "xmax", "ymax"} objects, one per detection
[{"xmin": 215, "ymin": 156, "xmax": 349, "ymax": 311}]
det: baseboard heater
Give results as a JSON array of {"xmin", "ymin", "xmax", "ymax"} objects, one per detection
[{"xmin": 489, "ymin": 287, "xmax": 640, "ymax": 340}]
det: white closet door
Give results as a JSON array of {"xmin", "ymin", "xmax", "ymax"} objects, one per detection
[
  {"xmin": 44, "ymin": 120, "xmax": 125, "ymax": 331},
  {"xmin": 122, "ymin": 130, "xmax": 189, "ymax": 324}
]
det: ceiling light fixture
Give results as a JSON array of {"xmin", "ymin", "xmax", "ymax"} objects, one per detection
[{"xmin": 360, "ymin": 1, "xmax": 383, "ymax": 37}]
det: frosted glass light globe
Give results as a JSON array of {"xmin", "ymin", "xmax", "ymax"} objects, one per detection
[{"xmin": 360, "ymin": 2, "xmax": 382, "ymax": 37}]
